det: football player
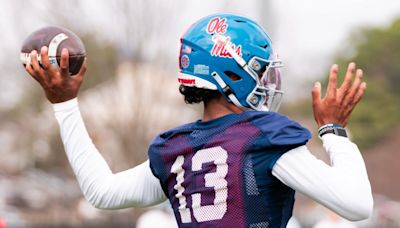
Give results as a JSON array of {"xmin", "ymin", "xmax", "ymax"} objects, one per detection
[{"xmin": 25, "ymin": 13, "xmax": 372, "ymax": 227}]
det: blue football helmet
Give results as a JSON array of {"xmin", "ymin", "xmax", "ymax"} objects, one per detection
[{"xmin": 178, "ymin": 13, "xmax": 283, "ymax": 112}]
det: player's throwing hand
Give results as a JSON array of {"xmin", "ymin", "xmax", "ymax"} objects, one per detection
[{"xmin": 25, "ymin": 46, "xmax": 87, "ymax": 104}]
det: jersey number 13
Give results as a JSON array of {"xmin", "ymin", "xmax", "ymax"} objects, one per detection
[{"xmin": 170, "ymin": 146, "xmax": 228, "ymax": 223}]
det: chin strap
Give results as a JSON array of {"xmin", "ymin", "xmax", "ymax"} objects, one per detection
[{"xmin": 211, "ymin": 71, "xmax": 249, "ymax": 111}]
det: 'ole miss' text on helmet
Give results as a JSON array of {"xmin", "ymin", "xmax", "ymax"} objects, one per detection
[{"xmin": 178, "ymin": 13, "xmax": 284, "ymax": 112}]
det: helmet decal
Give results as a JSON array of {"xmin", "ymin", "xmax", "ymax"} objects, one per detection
[
  {"xmin": 180, "ymin": 55, "xmax": 190, "ymax": 69},
  {"xmin": 211, "ymin": 36, "xmax": 242, "ymax": 58},
  {"xmin": 194, "ymin": 64, "xmax": 210, "ymax": 75},
  {"xmin": 181, "ymin": 44, "xmax": 192, "ymax": 54},
  {"xmin": 207, "ymin": 17, "xmax": 228, "ymax": 34}
]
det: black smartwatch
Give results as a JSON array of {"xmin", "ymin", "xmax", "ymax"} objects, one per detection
[{"xmin": 318, "ymin": 123, "xmax": 348, "ymax": 138}]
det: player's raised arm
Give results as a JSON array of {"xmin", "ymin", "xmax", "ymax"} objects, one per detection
[
  {"xmin": 24, "ymin": 46, "xmax": 167, "ymax": 209},
  {"xmin": 272, "ymin": 63, "xmax": 373, "ymax": 221}
]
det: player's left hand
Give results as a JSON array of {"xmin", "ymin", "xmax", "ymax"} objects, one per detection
[
  {"xmin": 25, "ymin": 46, "xmax": 87, "ymax": 104},
  {"xmin": 311, "ymin": 62, "xmax": 367, "ymax": 128}
]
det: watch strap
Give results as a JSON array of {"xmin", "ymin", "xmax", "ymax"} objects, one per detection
[{"xmin": 318, "ymin": 123, "xmax": 348, "ymax": 138}]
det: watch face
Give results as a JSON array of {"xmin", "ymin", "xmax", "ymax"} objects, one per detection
[{"xmin": 335, "ymin": 128, "xmax": 348, "ymax": 137}]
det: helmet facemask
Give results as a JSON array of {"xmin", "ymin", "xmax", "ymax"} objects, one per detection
[{"xmin": 249, "ymin": 56, "xmax": 284, "ymax": 112}]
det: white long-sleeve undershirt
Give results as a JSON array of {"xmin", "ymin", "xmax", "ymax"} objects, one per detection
[
  {"xmin": 53, "ymin": 98, "xmax": 167, "ymax": 209},
  {"xmin": 272, "ymin": 140, "xmax": 373, "ymax": 221},
  {"xmin": 53, "ymin": 98, "xmax": 373, "ymax": 220}
]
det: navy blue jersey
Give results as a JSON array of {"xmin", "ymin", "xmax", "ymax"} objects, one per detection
[{"xmin": 148, "ymin": 111, "xmax": 311, "ymax": 228}]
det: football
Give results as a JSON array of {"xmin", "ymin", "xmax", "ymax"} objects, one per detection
[{"xmin": 20, "ymin": 26, "xmax": 86, "ymax": 75}]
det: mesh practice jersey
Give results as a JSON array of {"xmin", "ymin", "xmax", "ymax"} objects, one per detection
[{"xmin": 148, "ymin": 111, "xmax": 311, "ymax": 228}]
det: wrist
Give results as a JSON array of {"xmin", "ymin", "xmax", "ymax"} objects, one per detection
[
  {"xmin": 318, "ymin": 123, "xmax": 347, "ymax": 138},
  {"xmin": 52, "ymin": 98, "xmax": 79, "ymax": 112},
  {"xmin": 47, "ymin": 95, "xmax": 78, "ymax": 104}
]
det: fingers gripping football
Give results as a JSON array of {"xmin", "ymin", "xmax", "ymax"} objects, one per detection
[
  {"xmin": 25, "ymin": 46, "xmax": 87, "ymax": 104},
  {"xmin": 312, "ymin": 63, "xmax": 367, "ymax": 127}
]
